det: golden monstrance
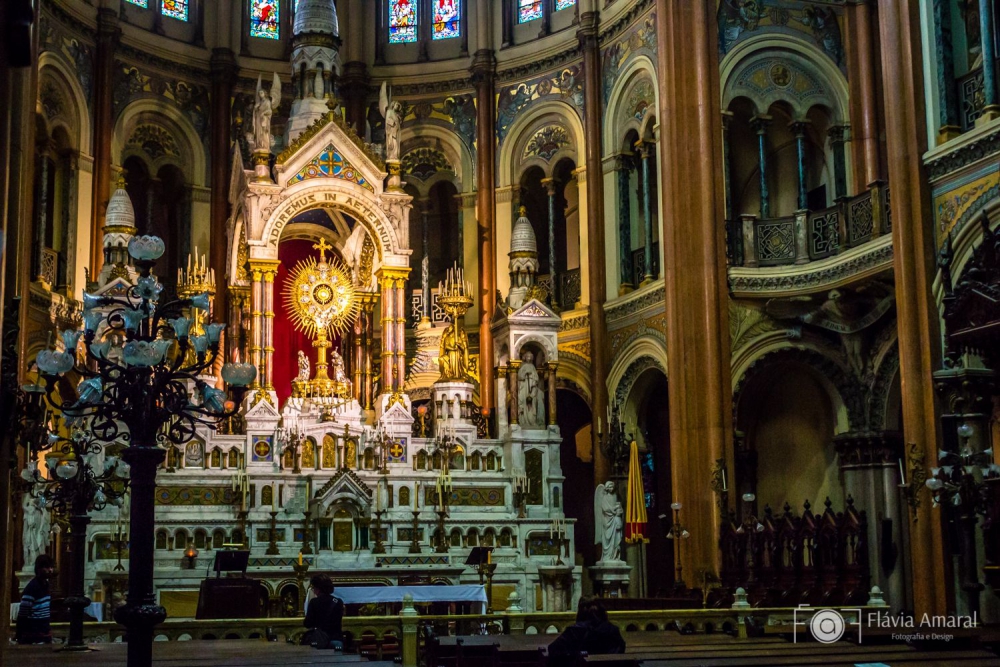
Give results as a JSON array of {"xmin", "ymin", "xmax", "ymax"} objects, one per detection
[{"xmin": 283, "ymin": 239, "xmax": 359, "ymax": 397}]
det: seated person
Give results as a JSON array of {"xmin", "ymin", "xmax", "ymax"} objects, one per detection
[
  {"xmin": 303, "ymin": 573, "xmax": 344, "ymax": 648},
  {"xmin": 547, "ymin": 597, "xmax": 626, "ymax": 664},
  {"xmin": 16, "ymin": 555, "xmax": 56, "ymax": 645}
]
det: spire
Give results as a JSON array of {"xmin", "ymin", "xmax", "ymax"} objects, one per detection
[
  {"xmin": 293, "ymin": 0, "xmax": 339, "ymax": 38},
  {"xmin": 97, "ymin": 176, "xmax": 139, "ymax": 288},
  {"xmin": 508, "ymin": 206, "xmax": 540, "ymax": 310},
  {"xmin": 286, "ymin": 0, "xmax": 342, "ymax": 143}
]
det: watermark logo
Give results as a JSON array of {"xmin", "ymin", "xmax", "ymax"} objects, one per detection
[{"xmin": 793, "ymin": 605, "xmax": 862, "ymax": 643}]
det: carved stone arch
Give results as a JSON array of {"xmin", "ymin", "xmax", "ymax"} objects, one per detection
[
  {"xmin": 732, "ymin": 346, "xmax": 861, "ymax": 434},
  {"xmin": 869, "ymin": 343, "xmax": 900, "ymax": 432},
  {"xmin": 398, "ymin": 123, "xmax": 470, "ymax": 191},
  {"xmin": 720, "ymin": 34, "xmax": 849, "ymax": 124},
  {"xmin": 607, "ymin": 335, "xmax": 668, "ymax": 401},
  {"xmin": 604, "ymin": 55, "xmax": 660, "ymax": 155},
  {"xmin": 112, "ymin": 98, "xmax": 207, "ymax": 186},
  {"xmin": 556, "ymin": 358, "xmax": 591, "ymax": 405},
  {"xmin": 37, "ymin": 51, "xmax": 91, "ymax": 153},
  {"xmin": 399, "ymin": 146, "xmax": 457, "ymax": 196},
  {"xmin": 498, "ymin": 100, "xmax": 586, "ymax": 188},
  {"xmin": 613, "ymin": 355, "xmax": 666, "ymax": 409},
  {"xmin": 512, "ymin": 332, "xmax": 557, "ymax": 366}
]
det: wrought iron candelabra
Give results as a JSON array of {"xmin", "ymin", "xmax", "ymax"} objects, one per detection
[
  {"xmin": 32, "ymin": 235, "xmax": 255, "ymax": 667},
  {"xmin": 598, "ymin": 400, "xmax": 630, "ymax": 482},
  {"xmin": 22, "ymin": 423, "xmax": 130, "ymax": 650},
  {"xmin": 664, "ymin": 501, "xmax": 690, "ymax": 591}
]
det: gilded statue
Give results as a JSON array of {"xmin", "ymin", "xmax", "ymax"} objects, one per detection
[{"xmin": 438, "ymin": 319, "xmax": 470, "ymax": 382}]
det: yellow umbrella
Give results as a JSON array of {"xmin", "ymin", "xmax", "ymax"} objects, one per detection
[{"xmin": 625, "ymin": 440, "xmax": 648, "ymax": 543}]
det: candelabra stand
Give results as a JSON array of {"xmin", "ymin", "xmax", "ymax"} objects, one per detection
[
  {"xmin": 476, "ymin": 562, "xmax": 498, "ymax": 613},
  {"xmin": 112, "ymin": 526, "xmax": 128, "ymax": 573},
  {"xmin": 301, "ymin": 507, "xmax": 314, "ymax": 555},
  {"xmin": 513, "ymin": 487, "xmax": 527, "ymax": 519},
  {"xmin": 548, "ymin": 529, "xmax": 568, "ymax": 566},
  {"xmin": 434, "ymin": 508, "xmax": 449, "ymax": 553},
  {"xmin": 266, "ymin": 511, "xmax": 280, "ymax": 556},
  {"xmin": 237, "ymin": 509, "xmax": 249, "ymax": 549},
  {"xmin": 409, "ymin": 511, "xmax": 422, "ymax": 554},
  {"xmin": 372, "ymin": 509, "xmax": 387, "ymax": 555},
  {"xmin": 735, "ymin": 493, "xmax": 764, "ymax": 585},
  {"xmin": 292, "ymin": 559, "xmax": 310, "ymax": 615},
  {"xmin": 598, "ymin": 401, "xmax": 630, "ymax": 483},
  {"xmin": 665, "ymin": 502, "xmax": 690, "ymax": 591}
]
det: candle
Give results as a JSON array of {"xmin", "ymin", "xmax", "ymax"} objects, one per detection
[
  {"xmin": 487, "ymin": 550, "xmax": 491, "ymax": 565},
  {"xmin": 305, "ymin": 477, "xmax": 312, "ymax": 506},
  {"xmin": 298, "ymin": 551, "xmax": 303, "ymax": 566},
  {"xmin": 899, "ymin": 458, "xmax": 906, "ymax": 485},
  {"xmin": 721, "ymin": 467, "xmax": 728, "ymax": 493}
]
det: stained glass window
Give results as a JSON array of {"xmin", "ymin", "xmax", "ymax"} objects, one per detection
[
  {"xmin": 389, "ymin": 0, "xmax": 418, "ymax": 43},
  {"xmin": 125, "ymin": 0, "xmax": 148, "ymax": 7},
  {"xmin": 518, "ymin": 0, "xmax": 542, "ymax": 23},
  {"xmin": 162, "ymin": 0, "xmax": 189, "ymax": 21},
  {"xmin": 251, "ymin": 0, "xmax": 280, "ymax": 40},
  {"xmin": 555, "ymin": 0, "xmax": 575, "ymax": 11},
  {"xmin": 432, "ymin": 0, "xmax": 461, "ymax": 40}
]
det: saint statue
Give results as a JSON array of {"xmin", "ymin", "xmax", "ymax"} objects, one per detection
[
  {"xmin": 438, "ymin": 318, "xmax": 470, "ymax": 381},
  {"xmin": 247, "ymin": 72, "xmax": 281, "ymax": 153},
  {"xmin": 21, "ymin": 493, "xmax": 51, "ymax": 571},
  {"xmin": 517, "ymin": 351, "xmax": 546, "ymax": 428},
  {"xmin": 296, "ymin": 351, "xmax": 311, "ymax": 382},
  {"xmin": 594, "ymin": 481, "xmax": 624, "ymax": 563},
  {"xmin": 379, "ymin": 82, "xmax": 402, "ymax": 162},
  {"xmin": 331, "ymin": 348, "xmax": 352, "ymax": 398}
]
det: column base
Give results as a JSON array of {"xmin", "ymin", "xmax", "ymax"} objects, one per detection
[
  {"xmin": 639, "ymin": 276, "xmax": 655, "ymax": 288},
  {"xmin": 936, "ymin": 125, "xmax": 962, "ymax": 144},
  {"xmin": 588, "ymin": 561, "xmax": 632, "ymax": 598},
  {"xmin": 617, "ymin": 284, "xmax": 634, "ymax": 296},
  {"xmin": 975, "ymin": 106, "xmax": 1000, "ymax": 127}
]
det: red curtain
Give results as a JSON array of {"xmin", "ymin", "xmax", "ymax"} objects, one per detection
[{"xmin": 273, "ymin": 239, "xmax": 344, "ymax": 406}]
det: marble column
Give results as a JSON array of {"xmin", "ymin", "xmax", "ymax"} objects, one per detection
[
  {"xmin": 508, "ymin": 360, "xmax": 520, "ymax": 426},
  {"xmin": 360, "ymin": 293, "xmax": 377, "ymax": 410},
  {"xmin": 34, "ymin": 145, "xmax": 50, "ymax": 284},
  {"xmin": 547, "ymin": 361, "xmax": 558, "ymax": 426},
  {"xmin": 656, "ymin": 0, "xmax": 734, "ymax": 583},
  {"xmin": 262, "ymin": 262, "xmax": 279, "ymax": 392},
  {"xmin": 750, "ymin": 116, "xmax": 771, "ymax": 218},
  {"xmin": 248, "ymin": 260, "xmax": 280, "ymax": 397},
  {"xmin": 579, "ymin": 10, "xmax": 610, "ymax": 484},
  {"xmin": 471, "ymin": 49, "xmax": 497, "ymax": 413},
  {"xmin": 616, "ymin": 154, "xmax": 634, "ymax": 292},
  {"xmin": 542, "ymin": 177, "xmax": 558, "ymax": 306},
  {"xmin": 790, "ymin": 121, "xmax": 810, "ymax": 211},
  {"xmin": 877, "ymin": 0, "xmax": 951, "ymax": 617},
  {"xmin": 90, "ymin": 8, "xmax": 120, "ymax": 276},
  {"xmin": 249, "ymin": 266, "xmax": 264, "ymax": 391},
  {"xmin": 930, "ymin": 0, "xmax": 960, "ymax": 141},
  {"xmin": 845, "ymin": 0, "xmax": 882, "ymax": 188},
  {"xmin": 378, "ymin": 267, "xmax": 410, "ymax": 399},
  {"xmin": 829, "ymin": 126, "xmax": 848, "ymax": 201},
  {"xmin": 209, "ymin": 49, "xmax": 238, "ymax": 322},
  {"xmin": 980, "ymin": 0, "xmax": 1000, "ymax": 121},
  {"xmin": 638, "ymin": 141, "xmax": 655, "ymax": 284}
]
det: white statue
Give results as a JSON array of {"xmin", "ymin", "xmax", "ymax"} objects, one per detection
[
  {"xmin": 314, "ymin": 69, "xmax": 325, "ymax": 100},
  {"xmin": 21, "ymin": 493, "xmax": 51, "ymax": 571},
  {"xmin": 379, "ymin": 81, "xmax": 402, "ymax": 162},
  {"xmin": 594, "ymin": 481, "xmax": 623, "ymax": 563},
  {"xmin": 296, "ymin": 350, "xmax": 311, "ymax": 381},
  {"xmin": 248, "ymin": 72, "xmax": 282, "ymax": 153},
  {"xmin": 517, "ymin": 351, "xmax": 546, "ymax": 428},
  {"xmin": 185, "ymin": 441, "xmax": 205, "ymax": 468},
  {"xmin": 331, "ymin": 348, "xmax": 352, "ymax": 397}
]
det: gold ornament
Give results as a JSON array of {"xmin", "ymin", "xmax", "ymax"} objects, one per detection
[
  {"xmin": 283, "ymin": 239, "xmax": 359, "ymax": 398},
  {"xmin": 437, "ymin": 263, "xmax": 474, "ymax": 383}
]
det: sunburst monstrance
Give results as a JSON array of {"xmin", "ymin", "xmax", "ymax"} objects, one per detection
[{"xmin": 283, "ymin": 239, "xmax": 359, "ymax": 397}]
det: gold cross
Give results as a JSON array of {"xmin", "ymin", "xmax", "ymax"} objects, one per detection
[{"xmin": 313, "ymin": 238, "xmax": 332, "ymax": 262}]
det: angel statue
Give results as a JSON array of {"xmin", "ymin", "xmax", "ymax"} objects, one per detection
[
  {"xmin": 379, "ymin": 81, "xmax": 403, "ymax": 162},
  {"xmin": 296, "ymin": 350, "xmax": 311, "ymax": 382},
  {"xmin": 247, "ymin": 72, "xmax": 282, "ymax": 153},
  {"xmin": 594, "ymin": 481, "xmax": 623, "ymax": 563}
]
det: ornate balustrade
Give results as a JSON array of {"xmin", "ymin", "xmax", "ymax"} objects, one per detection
[
  {"xmin": 734, "ymin": 185, "xmax": 891, "ymax": 269},
  {"xmin": 715, "ymin": 497, "xmax": 870, "ymax": 609}
]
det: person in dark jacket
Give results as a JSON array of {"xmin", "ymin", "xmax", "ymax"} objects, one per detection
[
  {"xmin": 547, "ymin": 597, "xmax": 625, "ymax": 664},
  {"xmin": 16, "ymin": 555, "xmax": 55, "ymax": 645},
  {"xmin": 304, "ymin": 573, "xmax": 344, "ymax": 645}
]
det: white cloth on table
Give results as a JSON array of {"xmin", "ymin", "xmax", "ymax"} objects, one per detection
[{"xmin": 334, "ymin": 585, "xmax": 487, "ymax": 612}]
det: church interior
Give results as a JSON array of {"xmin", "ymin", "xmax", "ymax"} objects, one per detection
[{"xmin": 3, "ymin": 0, "xmax": 1000, "ymax": 665}]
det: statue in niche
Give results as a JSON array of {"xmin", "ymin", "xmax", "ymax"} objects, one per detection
[
  {"xmin": 248, "ymin": 72, "xmax": 281, "ymax": 153},
  {"xmin": 439, "ymin": 317, "xmax": 470, "ymax": 382},
  {"xmin": 594, "ymin": 481, "xmax": 624, "ymax": 563},
  {"xmin": 345, "ymin": 439, "xmax": 357, "ymax": 469},
  {"xmin": 185, "ymin": 441, "xmax": 205, "ymax": 469},
  {"xmin": 302, "ymin": 439, "xmax": 315, "ymax": 469},
  {"xmin": 379, "ymin": 82, "xmax": 402, "ymax": 162},
  {"xmin": 21, "ymin": 493, "xmax": 51, "ymax": 571},
  {"xmin": 517, "ymin": 351, "xmax": 546, "ymax": 428}
]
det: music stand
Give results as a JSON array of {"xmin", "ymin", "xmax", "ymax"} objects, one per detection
[{"xmin": 213, "ymin": 549, "xmax": 250, "ymax": 578}]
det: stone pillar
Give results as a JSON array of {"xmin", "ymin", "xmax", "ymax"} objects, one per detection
[
  {"xmin": 877, "ymin": 0, "xmax": 951, "ymax": 617},
  {"xmin": 579, "ymin": 10, "xmax": 610, "ymax": 485},
  {"xmin": 34, "ymin": 144, "xmax": 50, "ymax": 284},
  {"xmin": 395, "ymin": 272, "xmax": 408, "ymax": 391},
  {"xmin": 722, "ymin": 111, "xmax": 738, "ymax": 264},
  {"xmin": 616, "ymin": 155, "xmax": 634, "ymax": 292},
  {"xmin": 845, "ymin": 0, "xmax": 882, "ymax": 189},
  {"xmin": 261, "ymin": 262, "xmax": 279, "ymax": 392},
  {"xmin": 638, "ymin": 141, "xmax": 655, "ymax": 285},
  {"xmin": 358, "ymin": 293, "xmax": 378, "ymax": 411},
  {"xmin": 790, "ymin": 121, "xmax": 810, "ymax": 211},
  {"xmin": 547, "ymin": 361, "xmax": 558, "ymax": 426},
  {"xmin": 829, "ymin": 126, "xmax": 848, "ymax": 201},
  {"xmin": 979, "ymin": 0, "xmax": 1000, "ymax": 123},
  {"xmin": 249, "ymin": 266, "xmax": 264, "ymax": 389},
  {"xmin": 378, "ymin": 267, "xmax": 410, "ymax": 399},
  {"xmin": 542, "ymin": 177, "xmax": 558, "ymax": 306},
  {"xmin": 930, "ymin": 0, "xmax": 960, "ymax": 142},
  {"xmin": 420, "ymin": 199, "xmax": 431, "ymax": 323},
  {"xmin": 750, "ymin": 116, "xmax": 771, "ymax": 218},
  {"xmin": 471, "ymin": 50, "xmax": 497, "ymax": 413},
  {"xmin": 508, "ymin": 360, "xmax": 520, "ymax": 426},
  {"xmin": 209, "ymin": 49, "xmax": 238, "ymax": 322},
  {"xmin": 89, "ymin": 8, "xmax": 120, "ymax": 276},
  {"xmin": 248, "ymin": 260, "xmax": 280, "ymax": 396},
  {"xmin": 656, "ymin": 0, "xmax": 734, "ymax": 583}
]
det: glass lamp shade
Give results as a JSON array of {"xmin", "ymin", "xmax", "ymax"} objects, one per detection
[
  {"xmin": 670, "ymin": 502, "xmax": 682, "ymax": 511},
  {"xmin": 957, "ymin": 423, "xmax": 974, "ymax": 439},
  {"xmin": 56, "ymin": 460, "xmax": 79, "ymax": 479},
  {"xmin": 94, "ymin": 489, "xmax": 107, "ymax": 506},
  {"xmin": 925, "ymin": 478, "xmax": 944, "ymax": 492},
  {"xmin": 82, "ymin": 292, "xmax": 102, "ymax": 312},
  {"xmin": 128, "ymin": 235, "xmax": 165, "ymax": 261},
  {"xmin": 61, "ymin": 330, "xmax": 84, "ymax": 352},
  {"xmin": 90, "ymin": 341, "xmax": 111, "ymax": 359},
  {"xmin": 205, "ymin": 323, "xmax": 225, "ymax": 345},
  {"xmin": 84, "ymin": 310, "xmax": 104, "ymax": 333},
  {"xmin": 190, "ymin": 292, "xmax": 211, "ymax": 311},
  {"xmin": 201, "ymin": 386, "xmax": 227, "ymax": 413},
  {"xmin": 123, "ymin": 340, "xmax": 172, "ymax": 367},
  {"xmin": 742, "ymin": 493, "xmax": 756, "ymax": 503},
  {"xmin": 136, "ymin": 276, "xmax": 163, "ymax": 302},
  {"xmin": 221, "ymin": 362, "xmax": 257, "ymax": 387},
  {"xmin": 169, "ymin": 317, "xmax": 192, "ymax": 339},
  {"xmin": 76, "ymin": 377, "xmax": 104, "ymax": 405},
  {"xmin": 36, "ymin": 350, "xmax": 75, "ymax": 375},
  {"xmin": 121, "ymin": 309, "xmax": 146, "ymax": 333}
]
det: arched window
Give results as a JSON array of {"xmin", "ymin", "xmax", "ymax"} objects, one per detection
[
  {"xmin": 518, "ymin": 0, "xmax": 543, "ymax": 23},
  {"xmin": 554, "ymin": 0, "xmax": 575, "ymax": 10},
  {"xmin": 155, "ymin": 530, "xmax": 168, "ymax": 550},
  {"xmin": 251, "ymin": 0, "xmax": 281, "ymax": 40},
  {"xmin": 126, "ymin": 0, "xmax": 148, "ymax": 7},
  {"xmin": 162, "ymin": 0, "xmax": 189, "ymax": 21},
  {"xmin": 389, "ymin": 0, "xmax": 419, "ymax": 43},
  {"xmin": 432, "ymin": 0, "xmax": 461, "ymax": 40}
]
